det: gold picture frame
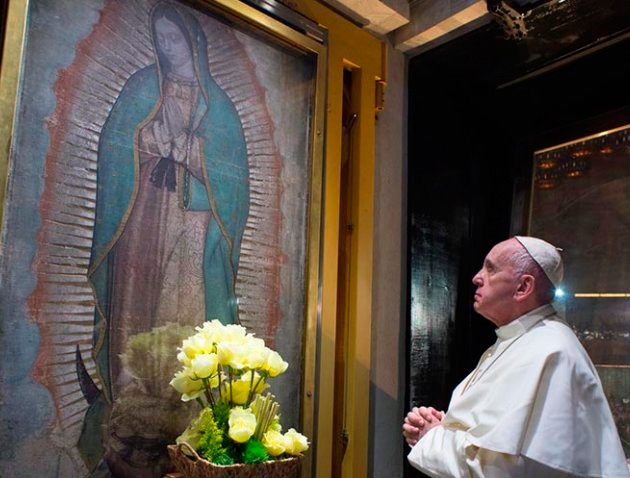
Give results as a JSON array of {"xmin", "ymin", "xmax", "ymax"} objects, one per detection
[{"xmin": 528, "ymin": 124, "xmax": 630, "ymax": 456}]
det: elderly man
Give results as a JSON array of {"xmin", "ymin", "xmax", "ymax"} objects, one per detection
[{"xmin": 403, "ymin": 236, "xmax": 629, "ymax": 477}]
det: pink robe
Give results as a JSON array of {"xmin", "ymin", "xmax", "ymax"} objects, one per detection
[{"xmin": 108, "ymin": 75, "xmax": 210, "ymax": 396}]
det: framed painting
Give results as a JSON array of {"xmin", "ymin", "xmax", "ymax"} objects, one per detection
[
  {"xmin": 0, "ymin": 0, "xmax": 326, "ymax": 476},
  {"xmin": 528, "ymin": 124, "xmax": 630, "ymax": 456}
]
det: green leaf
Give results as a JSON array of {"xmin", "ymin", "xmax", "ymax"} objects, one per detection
[
  {"xmin": 176, "ymin": 407, "xmax": 215, "ymax": 450},
  {"xmin": 197, "ymin": 408, "xmax": 231, "ymax": 464},
  {"xmin": 213, "ymin": 400, "xmax": 231, "ymax": 431}
]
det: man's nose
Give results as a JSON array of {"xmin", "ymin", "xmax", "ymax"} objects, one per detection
[{"xmin": 472, "ymin": 272, "xmax": 482, "ymax": 285}]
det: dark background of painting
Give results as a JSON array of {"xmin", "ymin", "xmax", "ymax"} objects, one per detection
[{"xmin": 530, "ymin": 126, "xmax": 630, "ymax": 366}]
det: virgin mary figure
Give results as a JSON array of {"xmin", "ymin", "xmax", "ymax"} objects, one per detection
[{"xmin": 80, "ymin": 2, "xmax": 249, "ymax": 475}]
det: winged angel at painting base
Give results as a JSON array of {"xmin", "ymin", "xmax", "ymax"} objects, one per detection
[{"xmin": 80, "ymin": 2, "xmax": 249, "ymax": 476}]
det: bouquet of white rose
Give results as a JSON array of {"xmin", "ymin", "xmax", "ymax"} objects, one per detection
[{"xmin": 169, "ymin": 320, "xmax": 309, "ymax": 466}]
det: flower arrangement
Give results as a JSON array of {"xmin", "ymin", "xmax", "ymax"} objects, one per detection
[{"xmin": 169, "ymin": 320, "xmax": 309, "ymax": 465}]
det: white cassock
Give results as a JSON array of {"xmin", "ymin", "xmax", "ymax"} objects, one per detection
[{"xmin": 408, "ymin": 304, "xmax": 630, "ymax": 478}]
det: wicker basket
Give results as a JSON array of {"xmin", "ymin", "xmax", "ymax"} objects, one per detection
[{"xmin": 167, "ymin": 443, "xmax": 301, "ymax": 478}]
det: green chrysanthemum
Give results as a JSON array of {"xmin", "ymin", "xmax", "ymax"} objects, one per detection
[{"xmin": 241, "ymin": 437, "xmax": 269, "ymax": 464}]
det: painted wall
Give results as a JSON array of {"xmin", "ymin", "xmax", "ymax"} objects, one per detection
[{"xmin": 370, "ymin": 38, "xmax": 407, "ymax": 478}]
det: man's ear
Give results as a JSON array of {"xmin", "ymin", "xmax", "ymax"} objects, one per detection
[{"xmin": 514, "ymin": 275, "xmax": 535, "ymax": 302}]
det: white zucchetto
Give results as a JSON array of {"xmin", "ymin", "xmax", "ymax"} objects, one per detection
[{"xmin": 514, "ymin": 236, "xmax": 564, "ymax": 288}]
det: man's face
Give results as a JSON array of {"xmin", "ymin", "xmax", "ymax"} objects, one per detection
[{"xmin": 472, "ymin": 240, "xmax": 521, "ymax": 326}]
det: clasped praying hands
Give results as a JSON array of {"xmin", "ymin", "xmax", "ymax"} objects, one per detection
[{"xmin": 402, "ymin": 406, "xmax": 445, "ymax": 446}]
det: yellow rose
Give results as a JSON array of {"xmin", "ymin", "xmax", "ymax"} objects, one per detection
[
  {"xmin": 191, "ymin": 353, "xmax": 218, "ymax": 379},
  {"xmin": 262, "ymin": 429, "xmax": 290, "ymax": 456},
  {"xmin": 169, "ymin": 369, "xmax": 204, "ymax": 401},
  {"xmin": 221, "ymin": 377, "xmax": 250, "ymax": 405},
  {"xmin": 264, "ymin": 350, "xmax": 288, "ymax": 377},
  {"xmin": 198, "ymin": 319, "xmax": 224, "ymax": 335},
  {"xmin": 180, "ymin": 338, "xmax": 198, "ymax": 361},
  {"xmin": 228, "ymin": 407, "xmax": 257, "ymax": 443},
  {"xmin": 284, "ymin": 428, "xmax": 309, "ymax": 455},
  {"xmin": 243, "ymin": 340, "xmax": 268, "ymax": 369},
  {"xmin": 249, "ymin": 337, "xmax": 266, "ymax": 349},
  {"xmin": 177, "ymin": 350, "xmax": 191, "ymax": 367},
  {"xmin": 181, "ymin": 333, "xmax": 212, "ymax": 359},
  {"xmin": 216, "ymin": 342, "xmax": 249, "ymax": 370},
  {"xmin": 221, "ymin": 371, "xmax": 267, "ymax": 404},
  {"xmin": 196, "ymin": 319, "xmax": 224, "ymax": 344},
  {"xmin": 222, "ymin": 323, "xmax": 248, "ymax": 343}
]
